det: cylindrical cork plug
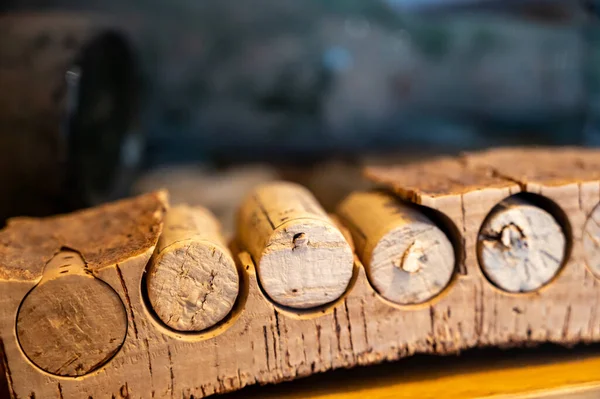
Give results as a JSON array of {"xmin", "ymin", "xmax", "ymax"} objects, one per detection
[
  {"xmin": 337, "ymin": 191, "xmax": 455, "ymax": 305},
  {"xmin": 146, "ymin": 205, "xmax": 239, "ymax": 332},
  {"xmin": 477, "ymin": 196, "xmax": 566, "ymax": 293},
  {"xmin": 17, "ymin": 250, "xmax": 127, "ymax": 377},
  {"xmin": 237, "ymin": 181, "xmax": 354, "ymax": 309}
]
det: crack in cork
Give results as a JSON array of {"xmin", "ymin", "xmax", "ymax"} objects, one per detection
[
  {"xmin": 168, "ymin": 346, "xmax": 174, "ymax": 399},
  {"xmin": 271, "ymin": 312, "xmax": 280, "ymax": 369},
  {"xmin": 333, "ymin": 308, "xmax": 343, "ymax": 354},
  {"xmin": 262, "ymin": 326, "xmax": 270, "ymax": 371},
  {"xmin": 343, "ymin": 300, "xmax": 355, "ymax": 356},
  {"xmin": 562, "ymin": 305, "xmax": 572, "ymax": 340},
  {"xmin": 459, "ymin": 194, "xmax": 468, "ymax": 275},
  {"xmin": 144, "ymin": 338, "xmax": 154, "ymax": 393},
  {"xmin": 0, "ymin": 338, "xmax": 16, "ymax": 399},
  {"xmin": 429, "ymin": 306, "xmax": 437, "ymax": 352},
  {"xmin": 360, "ymin": 298, "xmax": 370, "ymax": 349},
  {"xmin": 115, "ymin": 264, "xmax": 138, "ymax": 339}
]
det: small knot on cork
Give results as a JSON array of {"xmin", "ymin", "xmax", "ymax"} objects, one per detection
[
  {"xmin": 495, "ymin": 223, "xmax": 530, "ymax": 269},
  {"xmin": 292, "ymin": 233, "xmax": 308, "ymax": 250},
  {"xmin": 500, "ymin": 223, "xmax": 527, "ymax": 250},
  {"xmin": 396, "ymin": 241, "xmax": 426, "ymax": 273}
]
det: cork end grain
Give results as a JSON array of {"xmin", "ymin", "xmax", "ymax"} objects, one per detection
[
  {"xmin": 371, "ymin": 222, "xmax": 455, "ymax": 305},
  {"xmin": 0, "ymin": 191, "xmax": 168, "ymax": 281},
  {"xmin": 237, "ymin": 181, "xmax": 355, "ymax": 309},
  {"xmin": 17, "ymin": 274, "xmax": 127, "ymax": 376},
  {"xmin": 478, "ymin": 197, "xmax": 566, "ymax": 292},
  {"xmin": 260, "ymin": 220, "xmax": 354, "ymax": 309},
  {"xmin": 146, "ymin": 204, "xmax": 240, "ymax": 332},
  {"xmin": 147, "ymin": 241, "xmax": 239, "ymax": 332},
  {"xmin": 16, "ymin": 250, "xmax": 128, "ymax": 377}
]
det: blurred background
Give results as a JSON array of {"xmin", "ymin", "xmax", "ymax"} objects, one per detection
[{"xmin": 1, "ymin": 0, "xmax": 599, "ymax": 234}]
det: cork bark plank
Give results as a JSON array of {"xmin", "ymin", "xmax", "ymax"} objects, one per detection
[{"xmin": 2, "ymin": 148, "xmax": 600, "ymax": 398}]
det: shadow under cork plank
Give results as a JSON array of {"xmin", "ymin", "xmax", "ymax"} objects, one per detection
[{"xmin": 218, "ymin": 343, "xmax": 600, "ymax": 399}]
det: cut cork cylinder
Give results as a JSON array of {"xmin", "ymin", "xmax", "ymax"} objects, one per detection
[
  {"xmin": 16, "ymin": 250, "xmax": 128, "ymax": 377},
  {"xmin": 337, "ymin": 191, "xmax": 455, "ymax": 305},
  {"xmin": 146, "ymin": 205, "xmax": 239, "ymax": 332},
  {"xmin": 237, "ymin": 181, "xmax": 354, "ymax": 309},
  {"xmin": 478, "ymin": 197, "xmax": 567, "ymax": 293}
]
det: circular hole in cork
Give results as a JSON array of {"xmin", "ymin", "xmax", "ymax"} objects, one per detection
[
  {"xmin": 583, "ymin": 202, "xmax": 600, "ymax": 278},
  {"xmin": 16, "ymin": 251, "xmax": 128, "ymax": 377},
  {"xmin": 477, "ymin": 192, "xmax": 572, "ymax": 293},
  {"xmin": 367, "ymin": 199, "xmax": 463, "ymax": 307}
]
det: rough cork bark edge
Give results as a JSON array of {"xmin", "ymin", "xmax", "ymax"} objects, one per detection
[{"xmin": 0, "ymin": 191, "xmax": 168, "ymax": 281}]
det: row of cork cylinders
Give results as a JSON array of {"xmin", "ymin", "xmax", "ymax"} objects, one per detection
[
  {"xmin": 143, "ymin": 180, "xmax": 579, "ymax": 334},
  {"xmin": 15, "ymin": 176, "xmax": 596, "ymax": 380}
]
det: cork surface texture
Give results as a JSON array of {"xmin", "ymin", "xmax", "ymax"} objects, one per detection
[{"xmin": 0, "ymin": 147, "xmax": 599, "ymax": 398}]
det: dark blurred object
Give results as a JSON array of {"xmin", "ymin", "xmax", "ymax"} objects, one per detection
[
  {"xmin": 0, "ymin": 1, "xmax": 599, "ymax": 221},
  {"xmin": 65, "ymin": 29, "xmax": 142, "ymax": 207},
  {"xmin": 136, "ymin": 0, "xmax": 600, "ymax": 164},
  {"xmin": 0, "ymin": 14, "xmax": 141, "ymax": 222}
]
